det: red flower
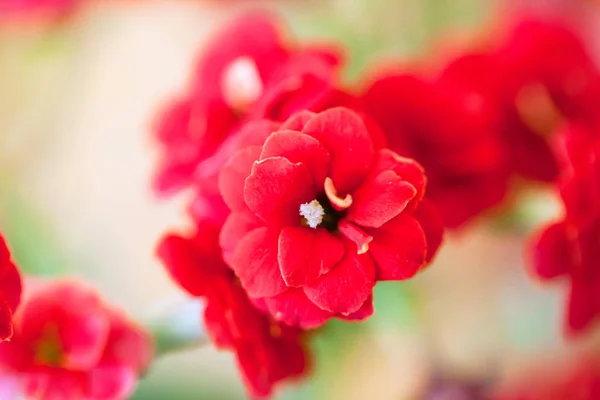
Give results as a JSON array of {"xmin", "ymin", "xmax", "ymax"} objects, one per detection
[
  {"xmin": 0, "ymin": 235, "xmax": 21, "ymax": 342},
  {"xmin": 531, "ymin": 127, "xmax": 600, "ymax": 335},
  {"xmin": 493, "ymin": 353, "xmax": 600, "ymax": 400},
  {"xmin": 0, "ymin": 0, "xmax": 80, "ymax": 23},
  {"xmin": 218, "ymin": 107, "xmax": 443, "ymax": 328},
  {"xmin": 154, "ymin": 12, "xmax": 346, "ymax": 196},
  {"xmin": 361, "ymin": 71, "xmax": 509, "ymax": 229},
  {"xmin": 0, "ymin": 280, "xmax": 152, "ymax": 399},
  {"xmin": 157, "ymin": 222, "xmax": 308, "ymax": 398}
]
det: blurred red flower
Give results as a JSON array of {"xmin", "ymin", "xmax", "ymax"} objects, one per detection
[
  {"xmin": 0, "ymin": 280, "xmax": 152, "ymax": 399},
  {"xmin": 361, "ymin": 71, "xmax": 509, "ymax": 229},
  {"xmin": 157, "ymin": 222, "xmax": 308, "ymax": 398},
  {"xmin": 0, "ymin": 0, "xmax": 80, "ymax": 22},
  {"xmin": 494, "ymin": 353, "xmax": 600, "ymax": 400},
  {"xmin": 0, "ymin": 235, "xmax": 21, "ymax": 342},
  {"xmin": 154, "ymin": 12, "xmax": 347, "ymax": 196},
  {"xmin": 532, "ymin": 126, "xmax": 600, "ymax": 335},
  {"xmin": 218, "ymin": 107, "xmax": 443, "ymax": 328}
]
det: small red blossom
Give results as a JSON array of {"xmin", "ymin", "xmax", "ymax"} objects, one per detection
[
  {"xmin": 218, "ymin": 107, "xmax": 443, "ymax": 328},
  {"xmin": 0, "ymin": 235, "xmax": 22, "ymax": 342},
  {"xmin": 154, "ymin": 12, "xmax": 347, "ymax": 196},
  {"xmin": 0, "ymin": 280, "xmax": 153, "ymax": 400},
  {"xmin": 361, "ymin": 71, "xmax": 509, "ymax": 229},
  {"xmin": 531, "ymin": 127, "xmax": 600, "ymax": 335},
  {"xmin": 157, "ymin": 222, "xmax": 308, "ymax": 398}
]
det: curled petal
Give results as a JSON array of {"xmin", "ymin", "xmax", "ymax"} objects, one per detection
[
  {"xmin": 278, "ymin": 227, "xmax": 345, "ymax": 287},
  {"xmin": 231, "ymin": 228, "xmax": 288, "ymax": 298},
  {"xmin": 338, "ymin": 296, "xmax": 374, "ymax": 321},
  {"xmin": 338, "ymin": 221, "xmax": 373, "ymax": 255},
  {"xmin": 324, "ymin": 177, "xmax": 352, "ymax": 211}
]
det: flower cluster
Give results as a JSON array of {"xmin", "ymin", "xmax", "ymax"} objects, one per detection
[
  {"xmin": 0, "ymin": 279, "xmax": 153, "ymax": 399},
  {"xmin": 155, "ymin": 12, "xmax": 443, "ymax": 397},
  {"xmin": 154, "ymin": 11, "xmax": 600, "ymax": 397}
]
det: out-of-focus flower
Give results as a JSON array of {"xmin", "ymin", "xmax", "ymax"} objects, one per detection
[
  {"xmin": 157, "ymin": 222, "xmax": 308, "ymax": 398},
  {"xmin": 153, "ymin": 12, "xmax": 348, "ymax": 196},
  {"xmin": 218, "ymin": 107, "xmax": 443, "ymax": 328},
  {"xmin": 493, "ymin": 353, "xmax": 600, "ymax": 400},
  {"xmin": 0, "ymin": 280, "xmax": 153, "ymax": 399},
  {"xmin": 0, "ymin": 235, "xmax": 21, "ymax": 342},
  {"xmin": 531, "ymin": 126, "xmax": 600, "ymax": 335},
  {"xmin": 361, "ymin": 72, "xmax": 509, "ymax": 229},
  {"xmin": 0, "ymin": 0, "xmax": 80, "ymax": 23}
]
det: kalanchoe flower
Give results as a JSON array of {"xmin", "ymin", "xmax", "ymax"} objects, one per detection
[
  {"xmin": 154, "ymin": 12, "xmax": 348, "ymax": 195},
  {"xmin": 0, "ymin": 235, "xmax": 21, "ymax": 342},
  {"xmin": 218, "ymin": 107, "xmax": 443, "ymax": 328},
  {"xmin": 157, "ymin": 222, "xmax": 308, "ymax": 398},
  {"xmin": 531, "ymin": 127, "xmax": 600, "ymax": 335},
  {"xmin": 361, "ymin": 72, "xmax": 509, "ymax": 229},
  {"xmin": 0, "ymin": 280, "xmax": 153, "ymax": 399}
]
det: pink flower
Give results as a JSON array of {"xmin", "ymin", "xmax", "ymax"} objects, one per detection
[
  {"xmin": 218, "ymin": 107, "xmax": 443, "ymax": 328},
  {"xmin": 0, "ymin": 280, "xmax": 153, "ymax": 399},
  {"xmin": 0, "ymin": 235, "xmax": 21, "ymax": 342},
  {"xmin": 157, "ymin": 222, "xmax": 308, "ymax": 398}
]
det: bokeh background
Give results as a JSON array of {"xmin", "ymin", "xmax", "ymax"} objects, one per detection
[{"xmin": 1, "ymin": 0, "xmax": 600, "ymax": 398}]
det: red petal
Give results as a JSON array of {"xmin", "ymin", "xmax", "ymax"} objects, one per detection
[
  {"xmin": 338, "ymin": 221, "xmax": 373, "ymax": 255},
  {"xmin": 280, "ymin": 110, "xmax": 316, "ymax": 131},
  {"xmin": 302, "ymin": 107, "xmax": 375, "ymax": 193},
  {"xmin": 370, "ymin": 149, "xmax": 427, "ymax": 211},
  {"xmin": 278, "ymin": 227, "xmax": 345, "ymax": 287},
  {"xmin": 231, "ymin": 228, "xmax": 288, "ymax": 298},
  {"xmin": 303, "ymin": 246, "xmax": 375, "ymax": 314},
  {"xmin": 347, "ymin": 170, "xmax": 416, "ymax": 228},
  {"xmin": 264, "ymin": 289, "xmax": 333, "ymax": 329},
  {"xmin": 86, "ymin": 365, "xmax": 136, "ymax": 400},
  {"xmin": 324, "ymin": 177, "xmax": 353, "ymax": 211},
  {"xmin": 219, "ymin": 146, "xmax": 262, "ymax": 212},
  {"xmin": 367, "ymin": 214, "xmax": 427, "ymax": 280},
  {"xmin": 260, "ymin": 130, "xmax": 331, "ymax": 185},
  {"xmin": 244, "ymin": 157, "xmax": 316, "ymax": 225},
  {"xmin": 338, "ymin": 296, "xmax": 374, "ymax": 321},
  {"xmin": 0, "ymin": 236, "xmax": 21, "ymax": 313},
  {"xmin": 532, "ymin": 222, "xmax": 574, "ymax": 280},
  {"xmin": 566, "ymin": 279, "xmax": 598, "ymax": 335},
  {"xmin": 220, "ymin": 211, "xmax": 262, "ymax": 266},
  {"xmin": 412, "ymin": 200, "xmax": 445, "ymax": 264},
  {"xmin": 0, "ymin": 298, "xmax": 13, "ymax": 341}
]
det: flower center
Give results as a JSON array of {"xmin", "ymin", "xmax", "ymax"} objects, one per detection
[
  {"xmin": 35, "ymin": 326, "xmax": 63, "ymax": 366},
  {"xmin": 221, "ymin": 57, "xmax": 263, "ymax": 112},
  {"xmin": 299, "ymin": 194, "xmax": 347, "ymax": 232}
]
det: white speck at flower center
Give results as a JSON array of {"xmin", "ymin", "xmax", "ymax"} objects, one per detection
[{"xmin": 299, "ymin": 200, "xmax": 325, "ymax": 229}]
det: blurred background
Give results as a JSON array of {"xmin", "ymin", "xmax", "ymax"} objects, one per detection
[{"xmin": 1, "ymin": 0, "xmax": 599, "ymax": 398}]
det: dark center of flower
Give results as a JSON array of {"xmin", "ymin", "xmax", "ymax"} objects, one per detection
[
  {"xmin": 299, "ymin": 193, "xmax": 347, "ymax": 232},
  {"xmin": 35, "ymin": 325, "xmax": 63, "ymax": 366}
]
